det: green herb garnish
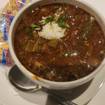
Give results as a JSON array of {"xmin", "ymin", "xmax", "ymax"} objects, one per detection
[
  {"xmin": 57, "ymin": 16, "xmax": 70, "ymax": 28},
  {"xmin": 31, "ymin": 24, "xmax": 41, "ymax": 31},
  {"xmin": 40, "ymin": 16, "xmax": 54, "ymax": 25},
  {"xmin": 25, "ymin": 24, "xmax": 41, "ymax": 36}
]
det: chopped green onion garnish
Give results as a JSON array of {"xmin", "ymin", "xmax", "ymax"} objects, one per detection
[
  {"xmin": 58, "ymin": 22, "xmax": 70, "ymax": 28},
  {"xmin": 40, "ymin": 16, "xmax": 54, "ymax": 25},
  {"xmin": 57, "ymin": 16, "xmax": 70, "ymax": 28},
  {"xmin": 31, "ymin": 24, "xmax": 41, "ymax": 30}
]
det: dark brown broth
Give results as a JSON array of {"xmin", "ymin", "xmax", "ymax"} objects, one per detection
[{"xmin": 14, "ymin": 3, "xmax": 105, "ymax": 82}]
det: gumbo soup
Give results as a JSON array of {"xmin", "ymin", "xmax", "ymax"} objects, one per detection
[{"xmin": 14, "ymin": 3, "xmax": 105, "ymax": 82}]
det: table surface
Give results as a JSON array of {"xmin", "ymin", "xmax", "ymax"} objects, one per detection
[{"xmin": 0, "ymin": 0, "xmax": 105, "ymax": 105}]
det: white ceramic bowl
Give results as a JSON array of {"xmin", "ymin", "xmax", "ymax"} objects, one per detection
[{"xmin": 9, "ymin": 0, "xmax": 105, "ymax": 90}]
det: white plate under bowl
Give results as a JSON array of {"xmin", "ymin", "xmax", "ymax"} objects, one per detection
[{"xmin": 0, "ymin": 64, "xmax": 104, "ymax": 105}]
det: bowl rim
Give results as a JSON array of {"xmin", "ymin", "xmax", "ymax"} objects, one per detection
[{"xmin": 9, "ymin": 0, "xmax": 105, "ymax": 87}]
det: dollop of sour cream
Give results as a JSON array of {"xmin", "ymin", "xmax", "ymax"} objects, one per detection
[{"xmin": 38, "ymin": 22, "xmax": 65, "ymax": 40}]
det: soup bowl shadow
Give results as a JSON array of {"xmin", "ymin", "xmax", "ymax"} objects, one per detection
[{"xmin": 12, "ymin": 79, "xmax": 92, "ymax": 105}]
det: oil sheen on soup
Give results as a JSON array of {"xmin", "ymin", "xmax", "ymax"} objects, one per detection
[{"xmin": 14, "ymin": 3, "xmax": 105, "ymax": 82}]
